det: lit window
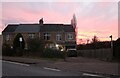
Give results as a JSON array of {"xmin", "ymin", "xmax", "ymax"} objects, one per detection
[
  {"xmin": 44, "ymin": 33, "xmax": 51, "ymax": 40},
  {"xmin": 56, "ymin": 33, "xmax": 62, "ymax": 41},
  {"xmin": 67, "ymin": 33, "xmax": 73, "ymax": 40},
  {"xmin": 29, "ymin": 33, "xmax": 35, "ymax": 39}
]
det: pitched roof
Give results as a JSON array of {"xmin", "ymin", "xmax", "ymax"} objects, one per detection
[
  {"xmin": 2, "ymin": 24, "xmax": 18, "ymax": 33},
  {"xmin": 40, "ymin": 24, "xmax": 75, "ymax": 32},
  {"xmin": 14, "ymin": 24, "xmax": 40, "ymax": 33},
  {"xmin": 2, "ymin": 23, "xmax": 75, "ymax": 33},
  {"xmin": 63, "ymin": 24, "xmax": 75, "ymax": 32},
  {"xmin": 40, "ymin": 24, "xmax": 64, "ymax": 32}
]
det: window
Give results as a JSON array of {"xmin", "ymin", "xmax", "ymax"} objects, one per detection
[
  {"xmin": 56, "ymin": 33, "xmax": 62, "ymax": 41},
  {"xmin": 67, "ymin": 33, "xmax": 73, "ymax": 40},
  {"xmin": 44, "ymin": 33, "xmax": 51, "ymax": 40},
  {"xmin": 29, "ymin": 33, "xmax": 35, "ymax": 39},
  {"xmin": 6, "ymin": 34, "xmax": 10, "ymax": 41}
]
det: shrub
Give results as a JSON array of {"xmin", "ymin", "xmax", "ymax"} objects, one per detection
[
  {"xmin": 14, "ymin": 47, "xmax": 24, "ymax": 56},
  {"xmin": 67, "ymin": 50, "xmax": 77, "ymax": 57},
  {"xmin": 27, "ymin": 38, "xmax": 45, "ymax": 52},
  {"xmin": 41, "ymin": 48, "xmax": 65, "ymax": 58},
  {"xmin": 2, "ymin": 43, "xmax": 14, "ymax": 56}
]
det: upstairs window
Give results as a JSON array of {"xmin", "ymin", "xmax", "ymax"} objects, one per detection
[
  {"xmin": 56, "ymin": 33, "xmax": 62, "ymax": 41},
  {"xmin": 67, "ymin": 33, "xmax": 73, "ymax": 40},
  {"xmin": 44, "ymin": 33, "xmax": 51, "ymax": 40},
  {"xmin": 29, "ymin": 33, "xmax": 35, "ymax": 39}
]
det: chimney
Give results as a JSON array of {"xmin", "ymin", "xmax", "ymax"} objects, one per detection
[{"xmin": 39, "ymin": 18, "xmax": 43, "ymax": 24}]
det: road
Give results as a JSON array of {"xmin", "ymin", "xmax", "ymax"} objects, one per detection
[
  {"xmin": 2, "ymin": 61, "xmax": 82, "ymax": 76},
  {"xmin": 2, "ymin": 60, "xmax": 119, "ymax": 78}
]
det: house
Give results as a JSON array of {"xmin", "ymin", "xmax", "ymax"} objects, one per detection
[{"xmin": 2, "ymin": 18, "xmax": 76, "ymax": 51}]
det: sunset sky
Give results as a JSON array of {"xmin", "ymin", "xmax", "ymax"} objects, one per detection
[{"xmin": 0, "ymin": 0, "xmax": 119, "ymax": 44}]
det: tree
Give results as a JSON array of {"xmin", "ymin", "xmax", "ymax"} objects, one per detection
[
  {"xmin": 91, "ymin": 35, "xmax": 100, "ymax": 49},
  {"xmin": 71, "ymin": 14, "xmax": 77, "ymax": 28},
  {"xmin": 91, "ymin": 35, "xmax": 99, "ymax": 43},
  {"xmin": 86, "ymin": 38, "xmax": 90, "ymax": 44}
]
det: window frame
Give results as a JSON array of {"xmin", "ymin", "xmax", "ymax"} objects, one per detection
[
  {"xmin": 56, "ymin": 33, "xmax": 62, "ymax": 41},
  {"xmin": 43, "ymin": 33, "xmax": 51, "ymax": 40},
  {"xmin": 67, "ymin": 33, "xmax": 73, "ymax": 40},
  {"xmin": 28, "ymin": 33, "xmax": 35, "ymax": 39}
]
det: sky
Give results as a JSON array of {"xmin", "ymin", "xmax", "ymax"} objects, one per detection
[{"xmin": 0, "ymin": 0, "xmax": 119, "ymax": 44}]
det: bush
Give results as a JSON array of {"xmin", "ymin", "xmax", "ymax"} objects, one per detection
[
  {"xmin": 2, "ymin": 43, "xmax": 14, "ymax": 56},
  {"xmin": 41, "ymin": 48, "xmax": 65, "ymax": 58},
  {"xmin": 67, "ymin": 50, "xmax": 77, "ymax": 57},
  {"xmin": 27, "ymin": 38, "xmax": 45, "ymax": 52},
  {"xmin": 14, "ymin": 47, "xmax": 24, "ymax": 56}
]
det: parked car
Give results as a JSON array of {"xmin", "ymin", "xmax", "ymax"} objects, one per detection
[{"xmin": 67, "ymin": 49, "xmax": 77, "ymax": 57}]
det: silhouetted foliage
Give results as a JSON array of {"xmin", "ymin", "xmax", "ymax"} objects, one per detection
[
  {"xmin": 91, "ymin": 35, "xmax": 99, "ymax": 43},
  {"xmin": 77, "ymin": 41, "xmax": 111, "ymax": 50}
]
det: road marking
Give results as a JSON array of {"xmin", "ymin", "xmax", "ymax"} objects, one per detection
[
  {"xmin": 3, "ymin": 61, "xmax": 30, "ymax": 66},
  {"xmin": 43, "ymin": 67, "xmax": 61, "ymax": 72},
  {"xmin": 83, "ymin": 73, "xmax": 102, "ymax": 77}
]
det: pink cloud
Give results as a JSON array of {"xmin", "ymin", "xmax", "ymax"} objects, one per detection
[{"xmin": 2, "ymin": 3, "xmax": 73, "ymax": 24}]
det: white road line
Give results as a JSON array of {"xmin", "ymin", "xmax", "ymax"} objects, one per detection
[
  {"xmin": 43, "ymin": 67, "xmax": 61, "ymax": 72},
  {"xmin": 83, "ymin": 73, "xmax": 102, "ymax": 77},
  {"xmin": 3, "ymin": 61, "xmax": 30, "ymax": 66}
]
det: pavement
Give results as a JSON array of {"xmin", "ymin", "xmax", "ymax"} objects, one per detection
[{"xmin": 2, "ymin": 56, "xmax": 120, "ymax": 77}]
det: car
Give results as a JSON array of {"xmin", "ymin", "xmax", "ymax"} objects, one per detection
[{"xmin": 67, "ymin": 49, "xmax": 77, "ymax": 57}]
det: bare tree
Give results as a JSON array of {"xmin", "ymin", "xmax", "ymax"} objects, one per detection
[
  {"xmin": 86, "ymin": 38, "xmax": 90, "ymax": 44},
  {"xmin": 91, "ymin": 35, "xmax": 99, "ymax": 43}
]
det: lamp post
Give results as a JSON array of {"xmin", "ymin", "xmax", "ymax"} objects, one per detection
[
  {"xmin": 109, "ymin": 35, "xmax": 113, "ymax": 48},
  {"xmin": 109, "ymin": 35, "xmax": 113, "ymax": 60}
]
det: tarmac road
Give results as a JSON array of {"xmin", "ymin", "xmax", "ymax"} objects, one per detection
[
  {"xmin": 2, "ymin": 60, "xmax": 120, "ymax": 78},
  {"xmin": 2, "ymin": 60, "xmax": 82, "ymax": 76}
]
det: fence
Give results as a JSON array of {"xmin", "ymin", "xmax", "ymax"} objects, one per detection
[{"xmin": 77, "ymin": 48, "xmax": 112, "ymax": 61}]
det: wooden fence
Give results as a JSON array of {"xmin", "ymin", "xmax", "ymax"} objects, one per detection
[{"xmin": 77, "ymin": 48, "xmax": 112, "ymax": 61}]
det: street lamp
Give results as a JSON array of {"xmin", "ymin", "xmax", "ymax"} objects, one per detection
[
  {"xmin": 109, "ymin": 35, "xmax": 113, "ymax": 60},
  {"xmin": 109, "ymin": 35, "xmax": 113, "ymax": 48}
]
